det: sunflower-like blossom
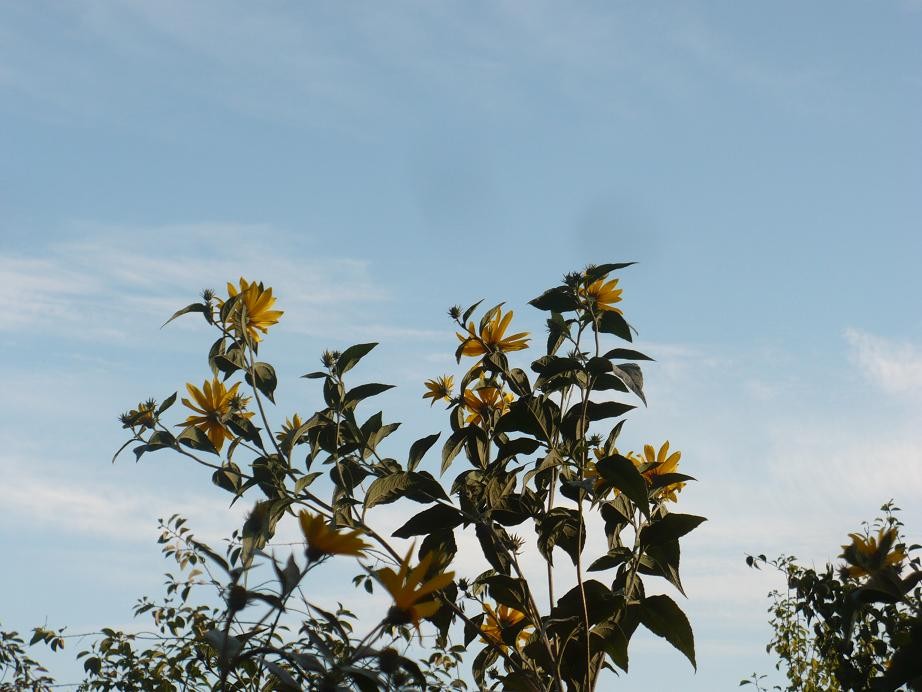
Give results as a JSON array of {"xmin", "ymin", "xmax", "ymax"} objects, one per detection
[
  {"xmin": 120, "ymin": 399, "xmax": 158, "ymax": 430},
  {"xmin": 456, "ymin": 309, "xmax": 529, "ymax": 358},
  {"xmin": 276, "ymin": 414, "xmax": 306, "ymax": 444},
  {"xmin": 299, "ymin": 510, "xmax": 369, "ymax": 561},
  {"xmin": 422, "ymin": 375, "xmax": 454, "ymax": 406},
  {"xmin": 480, "ymin": 603, "xmax": 531, "ymax": 651},
  {"xmin": 224, "ymin": 278, "xmax": 284, "ymax": 345},
  {"xmin": 579, "ymin": 276, "xmax": 623, "ymax": 314},
  {"xmin": 840, "ymin": 527, "xmax": 906, "ymax": 579},
  {"xmin": 376, "ymin": 548, "xmax": 454, "ymax": 631},
  {"xmin": 180, "ymin": 378, "xmax": 253, "ymax": 452},
  {"xmin": 463, "ymin": 385, "xmax": 514, "ymax": 426},
  {"xmin": 639, "ymin": 442, "xmax": 685, "ymax": 503},
  {"xmin": 583, "ymin": 458, "xmax": 611, "ymax": 498}
]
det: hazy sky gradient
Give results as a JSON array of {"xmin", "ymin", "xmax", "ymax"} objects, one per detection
[{"xmin": 1, "ymin": 1, "xmax": 921, "ymax": 688}]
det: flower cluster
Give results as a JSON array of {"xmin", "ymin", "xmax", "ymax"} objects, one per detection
[
  {"xmin": 299, "ymin": 510, "xmax": 369, "ymax": 562},
  {"xmin": 456, "ymin": 308, "xmax": 530, "ymax": 358},
  {"xmin": 223, "ymin": 277, "xmax": 284, "ymax": 345},
  {"xmin": 376, "ymin": 548, "xmax": 454, "ymax": 632},
  {"xmin": 840, "ymin": 527, "xmax": 906, "ymax": 580},
  {"xmin": 480, "ymin": 603, "xmax": 531, "ymax": 651},
  {"xmin": 180, "ymin": 378, "xmax": 253, "ymax": 452}
]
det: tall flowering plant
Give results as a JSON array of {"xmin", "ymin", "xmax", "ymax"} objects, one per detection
[{"xmin": 85, "ymin": 263, "xmax": 705, "ymax": 690}]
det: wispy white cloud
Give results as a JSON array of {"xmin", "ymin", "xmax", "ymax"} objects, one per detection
[
  {"xmin": 0, "ymin": 224, "xmax": 440, "ymax": 342},
  {"xmin": 845, "ymin": 328, "xmax": 922, "ymax": 395},
  {"xmin": 0, "ymin": 453, "xmax": 238, "ymax": 543}
]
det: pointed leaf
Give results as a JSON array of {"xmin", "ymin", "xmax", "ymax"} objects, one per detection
[
  {"xmin": 336, "ymin": 343, "xmax": 378, "ymax": 376},
  {"xmin": 640, "ymin": 594, "xmax": 696, "ymax": 669},
  {"xmin": 392, "ymin": 504, "xmax": 465, "ymax": 538},
  {"xmin": 408, "ymin": 432, "xmax": 440, "ymax": 472}
]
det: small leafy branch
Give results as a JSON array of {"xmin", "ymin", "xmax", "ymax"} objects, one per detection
[{"xmin": 747, "ymin": 501, "xmax": 922, "ymax": 692}]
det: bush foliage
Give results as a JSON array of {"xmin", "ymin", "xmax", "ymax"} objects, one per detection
[{"xmin": 747, "ymin": 502, "xmax": 922, "ymax": 691}]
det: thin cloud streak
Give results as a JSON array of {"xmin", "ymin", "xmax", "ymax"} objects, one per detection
[
  {"xmin": 846, "ymin": 327, "xmax": 922, "ymax": 395},
  {"xmin": 0, "ymin": 224, "xmax": 447, "ymax": 342}
]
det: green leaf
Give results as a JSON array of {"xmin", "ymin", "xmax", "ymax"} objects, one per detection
[
  {"xmin": 495, "ymin": 396, "xmax": 556, "ymax": 442},
  {"xmin": 507, "ymin": 368, "xmax": 532, "ymax": 396},
  {"xmin": 364, "ymin": 472, "xmax": 449, "ymax": 509},
  {"xmin": 203, "ymin": 629, "xmax": 242, "ymax": 659},
  {"xmin": 531, "ymin": 355, "xmax": 581, "ymax": 377},
  {"xmin": 598, "ymin": 311, "xmax": 633, "ymax": 341},
  {"xmin": 648, "ymin": 472, "xmax": 696, "ymax": 490},
  {"xmin": 392, "ymin": 504, "xmax": 465, "ymax": 538},
  {"xmin": 495, "ymin": 437, "xmax": 541, "ymax": 463},
  {"xmin": 147, "ymin": 430, "xmax": 175, "ymax": 448},
  {"xmin": 240, "ymin": 499, "xmax": 283, "ymax": 568},
  {"xmin": 157, "ymin": 392, "xmax": 177, "ymax": 414},
  {"xmin": 595, "ymin": 454, "xmax": 649, "ymax": 517},
  {"xmin": 640, "ymin": 514, "xmax": 706, "ymax": 547},
  {"xmin": 408, "ymin": 432, "xmax": 440, "ymax": 472},
  {"xmin": 584, "ymin": 262, "xmax": 635, "ymax": 282},
  {"xmin": 419, "ymin": 529, "xmax": 458, "ymax": 567},
  {"xmin": 225, "ymin": 415, "xmax": 264, "ymax": 449},
  {"xmin": 591, "ymin": 620, "xmax": 629, "ymax": 672},
  {"xmin": 162, "ymin": 302, "xmax": 207, "ymax": 327},
  {"xmin": 336, "ymin": 343, "xmax": 378, "ymax": 376},
  {"xmin": 501, "ymin": 671, "xmax": 546, "ymax": 692},
  {"xmin": 603, "ymin": 348, "xmax": 654, "ymax": 362},
  {"xmin": 246, "ymin": 362, "xmax": 278, "ymax": 403},
  {"xmin": 484, "ymin": 575, "xmax": 530, "ymax": 613},
  {"xmin": 294, "ymin": 472, "xmax": 323, "ymax": 493},
  {"xmin": 537, "ymin": 507, "xmax": 584, "ymax": 566},
  {"xmin": 583, "ymin": 400, "xmax": 635, "ymax": 421},
  {"xmin": 640, "ymin": 594, "xmax": 696, "ymax": 669},
  {"xmin": 263, "ymin": 660, "xmax": 299, "ymax": 691},
  {"xmin": 441, "ymin": 427, "xmax": 469, "ymax": 475},
  {"xmin": 176, "ymin": 426, "xmax": 218, "ymax": 455},
  {"xmin": 301, "ymin": 371, "xmax": 327, "ymax": 379},
  {"xmin": 591, "ymin": 373, "xmax": 630, "ymax": 393},
  {"xmin": 612, "ymin": 363, "xmax": 646, "ymax": 405},
  {"xmin": 464, "ymin": 613, "xmax": 486, "ymax": 647},
  {"xmin": 522, "ymin": 449, "xmax": 564, "ymax": 486},
  {"xmin": 212, "ymin": 463, "xmax": 242, "ymax": 494},
  {"xmin": 554, "ymin": 580, "xmax": 618, "ymax": 626},
  {"xmin": 587, "ymin": 547, "xmax": 633, "ymax": 572},
  {"xmin": 639, "ymin": 540, "xmax": 686, "ymax": 596},
  {"xmin": 476, "ymin": 522, "xmax": 513, "ymax": 574},
  {"xmin": 529, "ymin": 286, "xmax": 579, "ymax": 312},
  {"xmin": 344, "ymin": 382, "xmax": 394, "ymax": 409},
  {"xmin": 461, "ymin": 299, "xmax": 483, "ymax": 325},
  {"xmin": 561, "ymin": 400, "xmax": 635, "ymax": 440},
  {"xmin": 330, "ymin": 459, "xmax": 369, "ymax": 492}
]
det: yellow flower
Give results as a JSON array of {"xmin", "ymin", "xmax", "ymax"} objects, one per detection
[
  {"xmin": 582, "ymin": 460, "xmax": 609, "ymax": 497},
  {"xmin": 639, "ymin": 442, "xmax": 685, "ymax": 503},
  {"xmin": 298, "ymin": 510, "xmax": 369, "ymax": 561},
  {"xmin": 840, "ymin": 527, "xmax": 905, "ymax": 579},
  {"xmin": 456, "ymin": 309, "xmax": 529, "ymax": 358},
  {"xmin": 180, "ymin": 378, "xmax": 253, "ymax": 452},
  {"xmin": 276, "ymin": 414, "xmax": 305, "ymax": 443},
  {"xmin": 376, "ymin": 548, "xmax": 454, "ymax": 630},
  {"xmin": 121, "ymin": 399, "xmax": 158, "ymax": 429},
  {"xmin": 480, "ymin": 603, "xmax": 531, "ymax": 651},
  {"xmin": 580, "ymin": 277, "xmax": 623, "ymax": 314},
  {"xmin": 463, "ymin": 385, "xmax": 513, "ymax": 426},
  {"xmin": 224, "ymin": 278, "xmax": 284, "ymax": 344},
  {"xmin": 422, "ymin": 375, "xmax": 454, "ymax": 406}
]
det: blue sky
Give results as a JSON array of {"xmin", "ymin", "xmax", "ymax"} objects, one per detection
[{"xmin": 1, "ymin": 1, "xmax": 921, "ymax": 688}]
